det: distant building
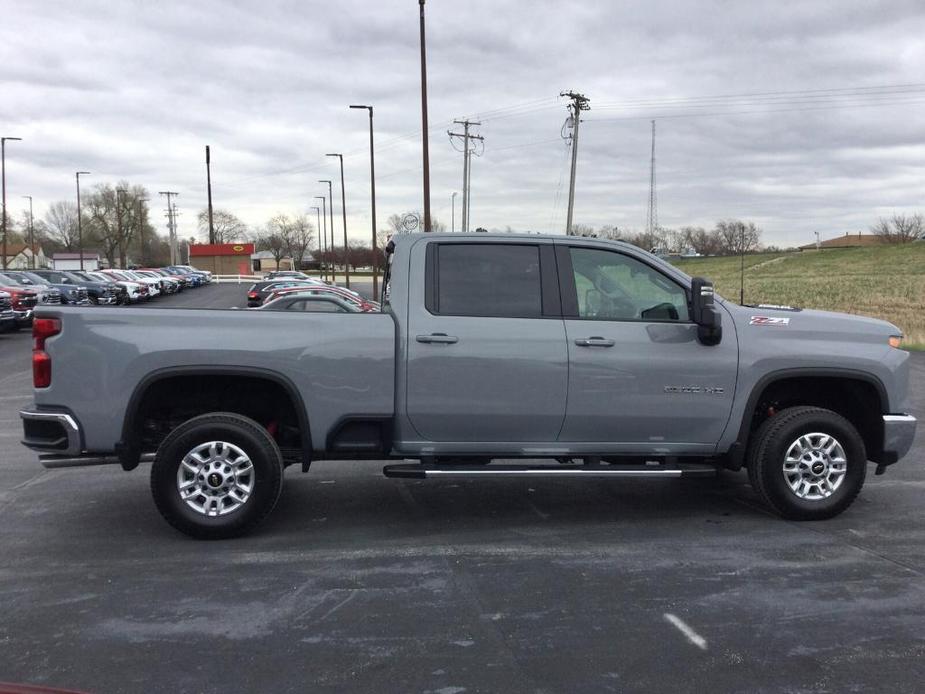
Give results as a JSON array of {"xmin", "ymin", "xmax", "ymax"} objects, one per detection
[
  {"xmin": 251, "ymin": 250, "xmax": 293, "ymax": 273},
  {"xmin": 4, "ymin": 243, "xmax": 49, "ymax": 269},
  {"xmin": 52, "ymin": 252, "xmax": 101, "ymax": 270},
  {"xmin": 251, "ymin": 250, "xmax": 318, "ymax": 273},
  {"xmin": 189, "ymin": 243, "xmax": 255, "ymax": 275},
  {"xmin": 799, "ymin": 232, "xmax": 886, "ymax": 250}
]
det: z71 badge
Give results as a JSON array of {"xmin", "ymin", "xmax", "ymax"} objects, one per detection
[{"xmin": 750, "ymin": 315, "xmax": 790, "ymax": 326}]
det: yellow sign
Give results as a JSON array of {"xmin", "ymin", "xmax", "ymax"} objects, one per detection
[{"xmin": 232, "ymin": 245, "xmax": 245, "ymax": 252}]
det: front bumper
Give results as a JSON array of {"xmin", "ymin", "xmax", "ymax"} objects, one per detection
[
  {"xmin": 13, "ymin": 308, "xmax": 33, "ymax": 324},
  {"xmin": 881, "ymin": 414, "xmax": 917, "ymax": 465}
]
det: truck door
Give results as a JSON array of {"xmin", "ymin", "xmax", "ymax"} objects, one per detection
[
  {"xmin": 405, "ymin": 241, "xmax": 568, "ymax": 443},
  {"xmin": 555, "ymin": 243, "xmax": 738, "ymax": 452}
]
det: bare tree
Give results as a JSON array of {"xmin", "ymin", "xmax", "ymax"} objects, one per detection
[
  {"xmin": 84, "ymin": 182, "xmax": 148, "ymax": 267},
  {"xmin": 266, "ymin": 214, "xmax": 314, "ymax": 270},
  {"xmin": 714, "ymin": 219, "xmax": 761, "ymax": 255},
  {"xmin": 43, "ymin": 200, "xmax": 80, "ymax": 250},
  {"xmin": 870, "ymin": 213, "xmax": 923, "ymax": 243},
  {"xmin": 680, "ymin": 226, "xmax": 722, "ymax": 256},
  {"xmin": 197, "ymin": 209, "xmax": 248, "ymax": 243}
]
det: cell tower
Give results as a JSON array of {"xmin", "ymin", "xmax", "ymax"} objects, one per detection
[{"xmin": 646, "ymin": 120, "xmax": 658, "ymax": 236}]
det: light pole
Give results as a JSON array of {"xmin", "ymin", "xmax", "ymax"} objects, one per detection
[
  {"xmin": 205, "ymin": 145, "xmax": 215, "ymax": 244},
  {"xmin": 76, "ymin": 171, "xmax": 91, "ymax": 270},
  {"xmin": 310, "ymin": 205, "xmax": 322, "ymax": 278},
  {"xmin": 22, "ymin": 195, "xmax": 34, "ymax": 268},
  {"xmin": 314, "ymin": 196, "xmax": 328, "ymax": 282},
  {"xmin": 350, "ymin": 104, "xmax": 378, "ymax": 299},
  {"xmin": 326, "ymin": 153, "xmax": 350, "ymax": 289},
  {"xmin": 116, "ymin": 188, "xmax": 127, "ymax": 268},
  {"xmin": 418, "ymin": 0, "xmax": 432, "ymax": 232},
  {"xmin": 451, "ymin": 191, "xmax": 457, "ymax": 233},
  {"xmin": 2, "ymin": 136, "xmax": 22, "ymax": 270},
  {"xmin": 319, "ymin": 180, "xmax": 335, "ymax": 282},
  {"xmin": 137, "ymin": 196, "xmax": 148, "ymax": 266}
]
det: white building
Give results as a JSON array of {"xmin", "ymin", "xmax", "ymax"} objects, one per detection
[{"xmin": 52, "ymin": 252, "xmax": 102, "ymax": 271}]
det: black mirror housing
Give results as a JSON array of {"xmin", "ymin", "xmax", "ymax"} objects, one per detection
[{"xmin": 691, "ymin": 277, "xmax": 722, "ymax": 346}]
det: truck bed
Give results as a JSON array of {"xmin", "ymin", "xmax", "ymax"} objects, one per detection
[{"xmin": 34, "ymin": 307, "xmax": 396, "ymax": 455}]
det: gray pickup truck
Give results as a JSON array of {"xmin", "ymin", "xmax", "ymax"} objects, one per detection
[{"xmin": 21, "ymin": 233, "xmax": 917, "ymax": 538}]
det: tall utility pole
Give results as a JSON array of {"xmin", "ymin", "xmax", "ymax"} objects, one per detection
[
  {"xmin": 310, "ymin": 205, "xmax": 322, "ymax": 278},
  {"xmin": 205, "ymin": 145, "xmax": 215, "ymax": 244},
  {"xmin": 2, "ymin": 137, "xmax": 23, "ymax": 270},
  {"xmin": 560, "ymin": 91, "xmax": 590, "ymax": 235},
  {"xmin": 448, "ymin": 120, "xmax": 484, "ymax": 233},
  {"xmin": 646, "ymin": 120, "xmax": 658, "ymax": 236},
  {"xmin": 451, "ymin": 191, "xmax": 457, "ymax": 232},
  {"xmin": 115, "ymin": 188, "xmax": 127, "ymax": 267},
  {"xmin": 319, "ymin": 180, "xmax": 334, "ymax": 281},
  {"xmin": 418, "ymin": 0, "xmax": 432, "ymax": 232},
  {"xmin": 76, "ymin": 171, "xmax": 90, "ymax": 270},
  {"xmin": 314, "ymin": 196, "xmax": 328, "ymax": 281},
  {"xmin": 350, "ymin": 105, "xmax": 378, "ymax": 299},
  {"xmin": 326, "ymin": 154, "xmax": 350, "ymax": 288},
  {"xmin": 159, "ymin": 191, "xmax": 179, "ymax": 265},
  {"xmin": 137, "ymin": 197, "xmax": 148, "ymax": 266},
  {"xmin": 21, "ymin": 195, "xmax": 34, "ymax": 268}
]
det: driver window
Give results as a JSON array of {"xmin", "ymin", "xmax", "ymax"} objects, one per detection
[{"xmin": 569, "ymin": 247, "xmax": 689, "ymax": 322}]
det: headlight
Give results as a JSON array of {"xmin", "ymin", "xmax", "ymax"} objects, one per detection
[{"xmin": 889, "ymin": 335, "xmax": 904, "ymax": 349}]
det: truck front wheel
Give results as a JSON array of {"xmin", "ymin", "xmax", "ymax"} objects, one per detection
[
  {"xmin": 747, "ymin": 406, "xmax": 866, "ymax": 520},
  {"xmin": 151, "ymin": 413, "xmax": 284, "ymax": 539}
]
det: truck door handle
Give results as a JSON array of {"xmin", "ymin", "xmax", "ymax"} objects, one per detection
[
  {"xmin": 416, "ymin": 333, "xmax": 459, "ymax": 344},
  {"xmin": 574, "ymin": 336, "xmax": 615, "ymax": 347}
]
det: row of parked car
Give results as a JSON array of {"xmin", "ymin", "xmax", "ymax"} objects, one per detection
[
  {"xmin": 245, "ymin": 270, "xmax": 380, "ymax": 313},
  {"xmin": 0, "ymin": 264, "xmax": 213, "ymax": 333}
]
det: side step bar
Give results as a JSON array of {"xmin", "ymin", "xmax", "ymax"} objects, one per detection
[
  {"xmin": 382, "ymin": 463, "xmax": 717, "ymax": 480},
  {"xmin": 40, "ymin": 453, "xmax": 155, "ymax": 469}
]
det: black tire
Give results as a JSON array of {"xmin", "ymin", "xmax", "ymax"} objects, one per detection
[
  {"xmin": 747, "ymin": 406, "xmax": 866, "ymax": 520},
  {"xmin": 151, "ymin": 412, "xmax": 284, "ymax": 539}
]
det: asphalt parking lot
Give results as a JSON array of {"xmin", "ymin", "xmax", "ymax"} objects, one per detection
[{"xmin": 1, "ymin": 285, "xmax": 923, "ymax": 693}]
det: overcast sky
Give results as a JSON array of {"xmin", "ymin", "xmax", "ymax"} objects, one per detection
[{"xmin": 2, "ymin": 0, "xmax": 923, "ymax": 247}]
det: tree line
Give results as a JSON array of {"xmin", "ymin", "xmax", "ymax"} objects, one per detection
[{"xmin": 6, "ymin": 182, "xmax": 171, "ymax": 267}]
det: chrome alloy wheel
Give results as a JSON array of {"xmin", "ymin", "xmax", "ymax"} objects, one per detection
[
  {"xmin": 176, "ymin": 441, "xmax": 254, "ymax": 517},
  {"xmin": 782, "ymin": 432, "xmax": 848, "ymax": 501}
]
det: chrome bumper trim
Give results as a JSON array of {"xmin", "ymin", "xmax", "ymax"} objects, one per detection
[
  {"xmin": 20, "ymin": 410, "xmax": 82, "ymax": 456},
  {"xmin": 883, "ymin": 414, "xmax": 917, "ymax": 463}
]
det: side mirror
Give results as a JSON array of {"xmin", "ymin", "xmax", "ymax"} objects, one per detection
[{"xmin": 691, "ymin": 277, "xmax": 722, "ymax": 346}]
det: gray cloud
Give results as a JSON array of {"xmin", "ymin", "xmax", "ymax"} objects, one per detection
[{"xmin": 1, "ymin": 0, "xmax": 923, "ymax": 247}]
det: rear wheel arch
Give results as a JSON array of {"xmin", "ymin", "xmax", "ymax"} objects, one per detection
[
  {"xmin": 118, "ymin": 366, "xmax": 312, "ymax": 470},
  {"xmin": 727, "ymin": 369, "xmax": 887, "ymax": 469}
]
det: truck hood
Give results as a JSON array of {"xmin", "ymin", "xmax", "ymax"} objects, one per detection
[{"xmin": 723, "ymin": 300, "xmax": 902, "ymax": 342}]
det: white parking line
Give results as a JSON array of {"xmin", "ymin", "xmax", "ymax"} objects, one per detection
[{"xmin": 664, "ymin": 613, "xmax": 708, "ymax": 650}]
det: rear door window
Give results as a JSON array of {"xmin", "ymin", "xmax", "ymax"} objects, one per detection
[{"xmin": 432, "ymin": 243, "xmax": 543, "ymax": 318}]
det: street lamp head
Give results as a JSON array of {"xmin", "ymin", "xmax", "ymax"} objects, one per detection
[
  {"xmin": 349, "ymin": 104, "xmax": 371, "ymax": 110},
  {"xmin": 77, "ymin": 171, "xmax": 90, "ymax": 176},
  {"xmin": 318, "ymin": 179, "xmax": 331, "ymax": 184},
  {"xmin": 325, "ymin": 153, "xmax": 342, "ymax": 158},
  {"xmin": 2, "ymin": 137, "xmax": 23, "ymax": 142}
]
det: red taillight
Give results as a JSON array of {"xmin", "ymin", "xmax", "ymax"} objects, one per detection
[
  {"xmin": 33, "ymin": 351, "xmax": 52, "ymax": 388},
  {"xmin": 33, "ymin": 318, "xmax": 61, "ymax": 388},
  {"xmin": 248, "ymin": 291, "xmax": 258, "ymax": 299}
]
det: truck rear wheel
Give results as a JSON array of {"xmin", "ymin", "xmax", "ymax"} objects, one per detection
[
  {"xmin": 747, "ymin": 406, "xmax": 866, "ymax": 520},
  {"xmin": 151, "ymin": 412, "xmax": 284, "ymax": 539}
]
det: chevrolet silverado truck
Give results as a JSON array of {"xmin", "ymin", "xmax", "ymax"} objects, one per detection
[{"xmin": 20, "ymin": 234, "xmax": 917, "ymax": 538}]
